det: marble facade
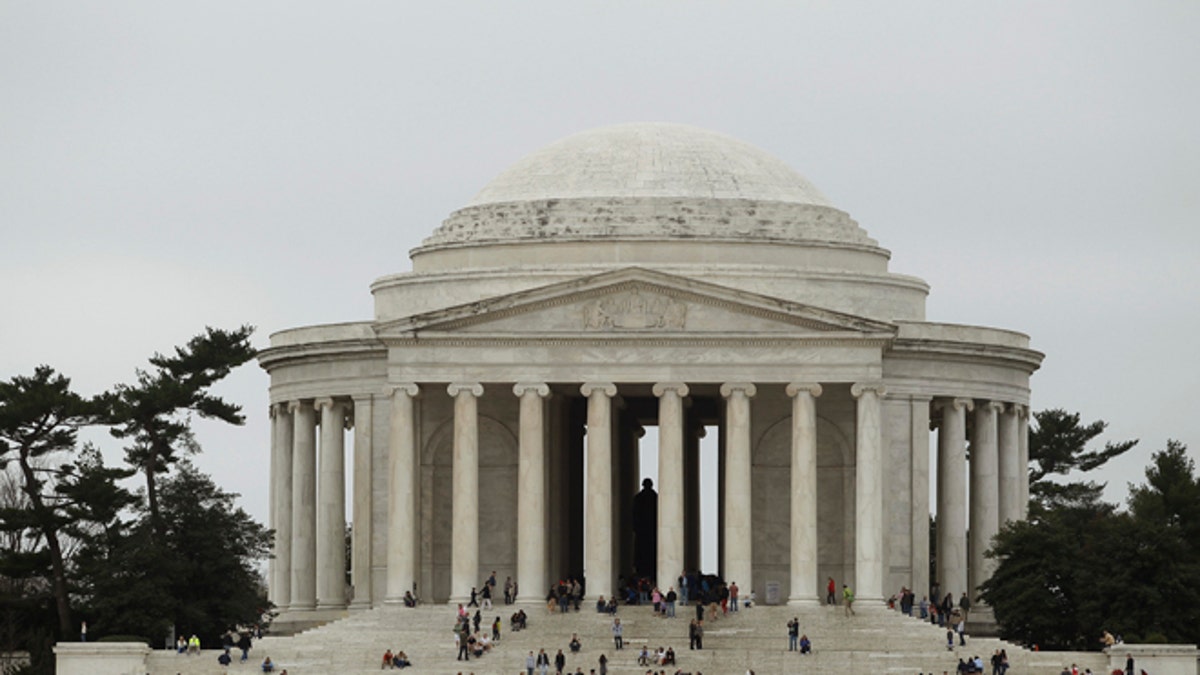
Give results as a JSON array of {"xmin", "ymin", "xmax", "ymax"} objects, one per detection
[{"xmin": 259, "ymin": 123, "xmax": 1041, "ymax": 625}]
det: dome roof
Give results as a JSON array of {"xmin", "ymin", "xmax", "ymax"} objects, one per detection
[
  {"xmin": 418, "ymin": 123, "xmax": 877, "ymax": 253},
  {"xmin": 467, "ymin": 122, "xmax": 834, "ymax": 207}
]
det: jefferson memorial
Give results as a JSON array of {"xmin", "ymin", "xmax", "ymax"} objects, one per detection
[{"xmin": 259, "ymin": 123, "xmax": 1038, "ymax": 626}]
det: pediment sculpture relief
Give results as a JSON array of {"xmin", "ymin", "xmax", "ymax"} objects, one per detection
[{"xmin": 582, "ymin": 289, "xmax": 687, "ymax": 330}]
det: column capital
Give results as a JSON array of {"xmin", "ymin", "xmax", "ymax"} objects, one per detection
[
  {"xmin": 719, "ymin": 382, "xmax": 758, "ymax": 398},
  {"xmin": 314, "ymin": 396, "xmax": 346, "ymax": 412},
  {"xmin": 1015, "ymin": 403, "xmax": 1029, "ymax": 419},
  {"xmin": 447, "ymin": 382, "xmax": 483, "ymax": 398},
  {"xmin": 785, "ymin": 382, "xmax": 823, "ymax": 398},
  {"xmin": 652, "ymin": 382, "xmax": 689, "ymax": 398},
  {"xmin": 580, "ymin": 382, "xmax": 617, "ymax": 398},
  {"xmin": 286, "ymin": 400, "xmax": 305, "ymax": 414},
  {"xmin": 850, "ymin": 382, "xmax": 886, "ymax": 398},
  {"xmin": 513, "ymin": 382, "xmax": 551, "ymax": 398},
  {"xmin": 387, "ymin": 382, "xmax": 420, "ymax": 399},
  {"xmin": 983, "ymin": 400, "xmax": 1006, "ymax": 414},
  {"xmin": 934, "ymin": 396, "xmax": 975, "ymax": 413}
]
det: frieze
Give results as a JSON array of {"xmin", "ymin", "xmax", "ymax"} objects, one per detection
[{"xmin": 582, "ymin": 289, "xmax": 687, "ymax": 330}]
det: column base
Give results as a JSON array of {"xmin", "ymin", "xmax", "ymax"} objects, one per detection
[
  {"xmin": 270, "ymin": 607, "xmax": 349, "ymax": 635},
  {"xmin": 787, "ymin": 597, "xmax": 820, "ymax": 607},
  {"xmin": 841, "ymin": 598, "xmax": 888, "ymax": 614},
  {"xmin": 965, "ymin": 604, "xmax": 1000, "ymax": 637}
]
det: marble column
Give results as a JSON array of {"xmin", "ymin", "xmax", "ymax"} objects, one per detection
[
  {"xmin": 852, "ymin": 383, "xmax": 886, "ymax": 602},
  {"xmin": 448, "ymin": 383, "xmax": 483, "ymax": 604},
  {"xmin": 935, "ymin": 398, "xmax": 971, "ymax": 602},
  {"xmin": 721, "ymin": 383, "xmax": 756, "ymax": 598},
  {"xmin": 385, "ymin": 384, "xmax": 419, "ymax": 603},
  {"xmin": 290, "ymin": 400, "xmax": 317, "ymax": 611},
  {"xmin": 997, "ymin": 403, "xmax": 1021, "ymax": 527},
  {"xmin": 1017, "ymin": 406, "xmax": 1030, "ymax": 519},
  {"xmin": 270, "ymin": 403, "xmax": 294, "ymax": 610},
  {"xmin": 515, "ymin": 382, "xmax": 551, "ymax": 604},
  {"xmin": 316, "ymin": 397, "xmax": 348, "ymax": 609},
  {"xmin": 349, "ymin": 395, "xmax": 373, "ymax": 609},
  {"xmin": 653, "ymin": 382, "xmax": 688, "ymax": 587},
  {"xmin": 581, "ymin": 382, "xmax": 617, "ymax": 601},
  {"xmin": 786, "ymin": 382, "xmax": 822, "ymax": 605},
  {"xmin": 969, "ymin": 401, "xmax": 1002, "ymax": 600},
  {"xmin": 909, "ymin": 396, "xmax": 932, "ymax": 600}
]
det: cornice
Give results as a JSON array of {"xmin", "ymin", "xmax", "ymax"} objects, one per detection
[
  {"xmin": 887, "ymin": 338, "xmax": 1044, "ymax": 372},
  {"xmin": 258, "ymin": 339, "xmax": 387, "ymax": 370},
  {"xmin": 380, "ymin": 334, "xmax": 894, "ymax": 349}
]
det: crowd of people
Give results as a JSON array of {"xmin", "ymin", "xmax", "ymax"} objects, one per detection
[
  {"xmin": 950, "ymin": 650, "xmax": 1010, "ymax": 674},
  {"xmin": 453, "ymin": 603, "xmax": 502, "ymax": 662}
]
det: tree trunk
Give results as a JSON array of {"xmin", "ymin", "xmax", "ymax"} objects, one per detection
[
  {"xmin": 144, "ymin": 461, "xmax": 162, "ymax": 540},
  {"xmin": 17, "ymin": 450, "xmax": 73, "ymax": 637}
]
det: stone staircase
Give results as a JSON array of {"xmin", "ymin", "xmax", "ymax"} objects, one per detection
[{"xmin": 146, "ymin": 602, "xmax": 1109, "ymax": 675}]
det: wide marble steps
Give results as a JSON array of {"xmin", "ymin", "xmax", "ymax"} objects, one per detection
[{"xmin": 146, "ymin": 602, "xmax": 1108, "ymax": 675}]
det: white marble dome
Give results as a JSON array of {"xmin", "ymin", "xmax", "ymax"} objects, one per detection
[
  {"xmin": 389, "ymin": 123, "xmax": 928, "ymax": 324},
  {"xmin": 466, "ymin": 122, "xmax": 834, "ymax": 207},
  {"xmin": 417, "ymin": 123, "xmax": 876, "ymax": 252}
]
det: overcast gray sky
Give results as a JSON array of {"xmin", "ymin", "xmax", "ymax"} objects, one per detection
[{"xmin": 3, "ymin": 1, "xmax": 1197, "ymax": 536}]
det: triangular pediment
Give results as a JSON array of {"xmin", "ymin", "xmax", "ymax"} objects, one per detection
[{"xmin": 376, "ymin": 268, "xmax": 895, "ymax": 339}]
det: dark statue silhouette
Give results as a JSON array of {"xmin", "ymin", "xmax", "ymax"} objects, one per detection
[{"xmin": 631, "ymin": 477, "xmax": 658, "ymax": 580}]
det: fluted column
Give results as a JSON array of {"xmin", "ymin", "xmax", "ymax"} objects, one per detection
[
  {"xmin": 721, "ymin": 383, "xmax": 757, "ymax": 597},
  {"xmin": 290, "ymin": 400, "xmax": 317, "ymax": 611},
  {"xmin": 515, "ymin": 383, "xmax": 551, "ymax": 604},
  {"xmin": 653, "ymin": 382, "xmax": 688, "ymax": 587},
  {"xmin": 385, "ymin": 384, "xmax": 420, "ymax": 604},
  {"xmin": 997, "ymin": 403, "xmax": 1021, "ymax": 527},
  {"xmin": 270, "ymin": 403, "xmax": 294, "ymax": 610},
  {"xmin": 852, "ymin": 382, "xmax": 886, "ymax": 602},
  {"xmin": 448, "ymin": 382, "xmax": 483, "ymax": 604},
  {"xmin": 581, "ymin": 382, "xmax": 617, "ymax": 600},
  {"xmin": 1017, "ymin": 406, "xmax": 1030, "ymax": 519},
  {"xmin": 349, "ymin": 395, "xmax": 374, "ymax": 609},
  {"xmin": 316, "ymin": 398, "xmax": 348, "ymax": 609},
  {"xmin": 935, "ymin": 398, "xmax": 972, "ymax": 601},
  {"xmin": 909, "ymin": 396, "xmax": 933, "ymax": 600},
  {"xmin": 786, "ymin": 382, "xmax": 822, "ymax": 605},
  {"xmin": 969, "ymin": 401, "xmax": 1002, "ymax": 599}
]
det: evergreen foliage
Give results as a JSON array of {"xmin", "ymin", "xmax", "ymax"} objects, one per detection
[
  {"xmin": 105, "ymin": 325, "xmax": 256, "ymax": 539},
  {"xmin": 983, "ymin": 438, "xmax": 1200, "ymax": 649},
  {"xmin": 0, "ymin": 327, "xmax": 266, "ymax": 673},
  {"xmin": 1027, "ymin": 408, "xmax": 1137, "ymax": 508},
  {"xmin": 0, "ymin": 367, "xmax": 106, "ymax": 636}
]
